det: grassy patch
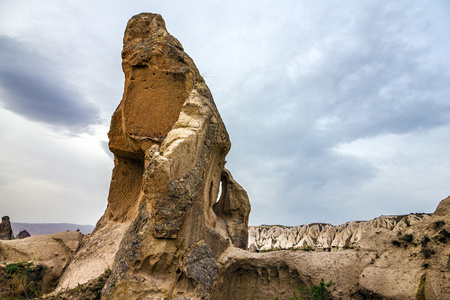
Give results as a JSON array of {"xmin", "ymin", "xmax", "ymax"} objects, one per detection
[
  {"xmin": 46, "ymin": 269, "xmax": 111, "ymax": 300},
  {"xmin": 0, "ymin": 262, "xmax": 48, "ymax": 299},
  {"xmin": 275, "ymin": 278, "xmax": 335, "ymax": 300}
]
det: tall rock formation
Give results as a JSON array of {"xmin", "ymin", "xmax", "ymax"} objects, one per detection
[
  {"xmin": 0, "ymin": 216, "xmax": 14, "ymax": 240},
  {"xmin": 54, "ymin": 13, "xmax": 449, "ymax": 300},
  {"xmin": 57, "ymin": 13, "xmax": 250, "ymax": 299}
]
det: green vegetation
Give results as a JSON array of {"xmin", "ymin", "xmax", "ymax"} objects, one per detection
[
  {"xmin": 274, "ymin": 279, "xmax": 335, "ymax": 300},
  {"xmin": 46, "ymin": 269, "xmax": 111, "ymax": 300},
  {"xmin": 1, "ymin": 262, "xmax": 48, "ymax": 299}
]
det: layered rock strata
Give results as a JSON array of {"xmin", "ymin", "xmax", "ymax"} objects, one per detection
[
  {"xmin": 249, "ymin": 213, "xmax": 431, "ymax": 251},
  {"xmin": 57, "ymin": 13, "xmax": 250, "ymax": 299}
]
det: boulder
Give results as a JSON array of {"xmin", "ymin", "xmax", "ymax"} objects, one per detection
[
  {"xmin": 0, "ymin": 216, "xmax": 14, "ymax": 240},
  {"xmin": 57, "ymin": 13, "xmax": 250, "ymax": 300},
  {"xmin": 0, "ymin": 231, "xmax": 83, "ymax": 284},
  {"xmin": 15, "ymin": 229, "xmax": 31, "ymax": 239}
]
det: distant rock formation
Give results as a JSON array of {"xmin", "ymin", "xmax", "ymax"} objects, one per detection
[
  {"xmin": 57, "ymin": 13, "xmax": 250, "ymax": 299},
  {"xmin": 0, "ymin": 216, "xmax": 14, "ymax": 240},
  {"xmin": 249, "ymin": 213, "xmax": 431, "ymax": 251},
  {"xmin": 15, "ymin": 229, "xmax": 31, "ymax": 239},
  {"xmin": 11, "ymin": 222, "xmax": 94, "ymax": 235}
]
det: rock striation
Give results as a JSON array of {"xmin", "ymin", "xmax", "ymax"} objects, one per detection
[
  {"xmin": 57, "ymin": 13, "xmax": 250, "ymax": 299},
  {"xmin": 0, "ymin": 216, "xmax": 14, "ymax": 240},
  {"xmin": 248, "ymin": 213, "xmax": 431, "ymax": 251}
]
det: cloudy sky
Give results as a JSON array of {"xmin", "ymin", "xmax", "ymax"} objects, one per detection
[{"xmin": 0, "ymin": 1, "xmax": 449, "ymax": 227}]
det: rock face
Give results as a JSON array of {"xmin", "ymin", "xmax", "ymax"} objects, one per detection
[
  {"xmin": 15, "ymin": 229, "xmax": 31, "ymax": 239},
  {"xmin": 0, "ymin": 216, "xmax": 14, "ymax": 240},
  {"xmin": 215, "ymin": 196, "xmax": 450, "ymax": 300},
  {"xmin": 0, "ymin": 231, "xmax": 83, "ymax": 285},
  {"xmin": 248, "ymin": 213, "xmax": 431, "ymax": 251},
  {"xmin": 57, "ymin": 13, "xmax": 250, "ymax": 299}
]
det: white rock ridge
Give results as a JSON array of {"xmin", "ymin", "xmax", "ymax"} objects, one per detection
[{"xmin": 248, "ymin": 213, "xmax": 431, "ymax": 251}]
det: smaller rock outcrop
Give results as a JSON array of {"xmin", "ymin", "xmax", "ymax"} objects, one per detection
[
  {"xmin": 15, "ymin": 229, "xmax": 31, "ymax": 239},
  {"xmin": 0, "ymin": 216, "xmax": 14, "ymax": 240},
  {"xmin": 0, "ymin": 231, "xmax": 83, "ymax": 285}
]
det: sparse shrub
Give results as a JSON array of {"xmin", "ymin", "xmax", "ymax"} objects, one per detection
[
  {"xmin": 5, "ymin": 263, "xmax": 20, "ymax": 274},
  {"xmin": 421, "ymin": 262, "xmax": 429, "ymax": 268},
  {"xmin": 433, "ymin": 220, "xmax": 445, "ymax": 230},
  {"xmin": 422, "ymin": 248, "xmax": 436, "ymax": 259},
  {"xmin": 300, "ymin": 246, "xmax": 313, "ymax": 252},
  {"xmin": 421, "ymin": 235, "xmax": 430, "ymax": 247},
  {"xmin": 400, "ymin": 234, "xmax": 414, "ymax": 243},
  {"xmin": 45, "ymin": 268, "xmax": 111, "ymax": 300},
  {"xmin": 435, "ymin": 229, "xmax": 450, "ymax": 243},
  {"xmin": 392, "ymin": 240, "xmax": 402, "ymax": 247},
  {"xmin": 274, "ymin": 278, "xmax": 335, "ymax": 300}
]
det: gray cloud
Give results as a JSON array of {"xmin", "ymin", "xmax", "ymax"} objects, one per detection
[
  {"xmin": 216, "ymin": 1, "xmax": 450, "ymax": 225},
  {"xmin": 0, "ymin": 0, "xmax": 448, "ymax": 226},
  {"xmin": 0, "ymin": 36, "xmax": 100, "ymax": 132}
]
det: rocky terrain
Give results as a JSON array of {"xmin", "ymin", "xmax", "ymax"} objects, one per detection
[
  {"xmin": 0, "ymin": 12, "xmax": 449, "ymax": 300},
  {"xmin": 249, "ymin": 213, "xmax": 431, "ymax": 251}
]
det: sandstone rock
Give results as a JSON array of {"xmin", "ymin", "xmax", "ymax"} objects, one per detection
[
  {"xmin": 0, "ymin": 231, "xmax": 83, "ymax": 283},
  {"xmin": 433, "ymin": 195, "xmax": 450, "ymax": 216},
  {"xmin": 15, "ymin": 229, "xmax": 31, "ymax": 239},
  {"xmin": 57, "ymin": 13, "xmax": 250, "ymax": 299},
  {"xmin": 0, "ymin": 216, "xmax": 14, "ymax": 240}
]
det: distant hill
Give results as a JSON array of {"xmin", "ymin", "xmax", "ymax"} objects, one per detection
[{"xmin": 11, "ymin": 223, "xmax": 95, "ymax": 236}]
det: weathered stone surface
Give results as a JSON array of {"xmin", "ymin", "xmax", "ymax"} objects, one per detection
[
  {"xmin": 434, "ymin": 195, "xmax": 450, "ymax": 216},
  {"xmin": 15, "ymin": 229, "xmax": 31, "ymax": 239},
  {"xmin": 0, "ymin": 231, "xmax": 83, "ymax": 283},
  {"xmin": 214, "ymin": 168, "xmax": 251, "ymax": 249},
  {"xmin": 233, "ymin": 196, "xmax": 449, "ymax": 300},
  {"xmin": 180, "ymin": 240, "xmax": 218, "ymax": 298},
  {"xmin": 57, "ymin": 13, "xmax": 250, "ymax": 299},
  {"xmin": 0, "ymin": 216, "xmax": 14, "ymax": 240},
  {"xmin": 248, "ymin": 213, "xmax": 431, "ymax": 251}
]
